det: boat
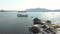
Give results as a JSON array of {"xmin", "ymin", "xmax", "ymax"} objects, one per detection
[
  {"xmin": 17, "ymin": 14, "xmax": 28, "ymax": 17},
  {"xmin": 17, "ymin": 11, "xmax": 28, "ymax": 17}
]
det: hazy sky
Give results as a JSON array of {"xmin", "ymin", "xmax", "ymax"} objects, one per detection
[{"xmin": 0, "ymin": 0, "xmax": 60, "ymax": 10}]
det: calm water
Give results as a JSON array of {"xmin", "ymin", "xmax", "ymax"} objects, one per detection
[{"xmin": 0, "ymin": 12, "xmax": 60, "ymax": 34}]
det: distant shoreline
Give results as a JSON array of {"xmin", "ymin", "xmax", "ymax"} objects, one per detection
[
  {"xmin": 0, "ymin": 11, "xmax": 17, "ymax": 12},
  {"xmin": 0, "ymin": 11, "xmax": 60, "ymax": 12}
]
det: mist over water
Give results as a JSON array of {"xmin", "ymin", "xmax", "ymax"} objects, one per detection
[{"xmin": 0, "ymin": 12, "xmax": 60, "ymax": 34}]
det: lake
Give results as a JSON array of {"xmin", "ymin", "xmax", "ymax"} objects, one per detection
[{"xmin": 0, "ymin": 12, "xmax": 60, "ymax": 34}]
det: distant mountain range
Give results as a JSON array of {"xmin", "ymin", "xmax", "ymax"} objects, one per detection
[
  {"xmin": 25, "ymin": 8, "xmax": 60, "ymax": 12},
  {"xmin": 0, "ymin": 8, "xmax": 60, "ymax": 12}
]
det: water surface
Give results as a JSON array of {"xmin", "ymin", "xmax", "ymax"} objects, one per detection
[{"xmin": 0, "ymin": 12, "xmax": 60, "ymax": 34}]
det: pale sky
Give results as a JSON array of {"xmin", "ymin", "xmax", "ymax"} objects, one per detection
[{"xmin": 0, "ymin": 0, "xmax": 60, "ymax": 10}]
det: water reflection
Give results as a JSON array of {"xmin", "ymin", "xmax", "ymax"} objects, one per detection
[{"xmin": 27, "ymin": 12, "xmax": 60, "ymax": 23}]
